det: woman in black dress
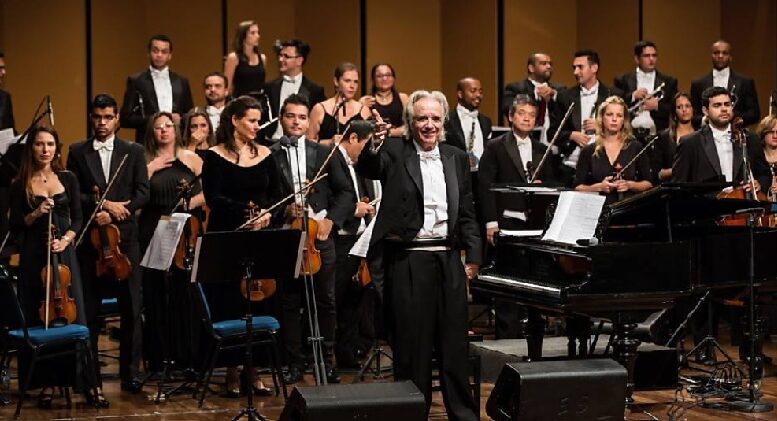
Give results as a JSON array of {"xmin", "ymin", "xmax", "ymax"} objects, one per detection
[
  {"xmin": 574, "ymin": 95, "xmax": 653, "ymax": 203},
  {"xmin": 9, "ymin": 126, "xmax": 91, "ymax": 408},
  {"xmin": 654, "ymin": 92, "xmax": 696, "ymax": 181},
  {"xmin": 360, "ymin": 63, "xmax": 408, "ymax": 137},
  {"xmin": 182, "ymin": 110, "xmax": 215, "ymax": 153},
  {"xmin": 224, "ymin": 20, "xmax": 266, "ymax": 100},
  {"xmin": 200, "ymin": 95, "xmax": 280, "ymax": 396},
  {"xmin": 138, "ymin": 112, "xmax": 205, "ymax": 373},
  {"xmin": 308, "ymin": 62, "xmax": 372, "ymax": 145}
]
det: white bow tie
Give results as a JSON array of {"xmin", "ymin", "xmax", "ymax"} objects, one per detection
[
  {"xmin": 283, "ymin": 75, "xmax": 298, "ymax": 83},
  {"xmin": 581, "ymin": 87, "xmax": 597, "ymax": 97},
  {"xmin": 418, "ymin": 150, "xmax": 440, "ymax": 161},
  {"xmin": 460, "ymin": 109, "xmax": 478, "ymax": 119},
  {"xmin": 93, "ymin": 141, "xmax": 113, "ymax": 152},
  {"xmin": 515, "ymin": 137, "xmax": 531, "ymax": 146}
]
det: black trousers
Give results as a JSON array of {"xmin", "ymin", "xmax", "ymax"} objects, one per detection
[
  {"xmin": 78, "ymin": 227, "xmax": 142, "ymax": 385},
  {"xmin": 384, "ymin": 245, "xmax": 478, "ymax": 421},
  {"xmin": 280, "ymin": 236, "xmax": 336, "ymax": 367}
]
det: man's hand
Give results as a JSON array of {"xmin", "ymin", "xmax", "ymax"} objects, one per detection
[
  {"xmin": 570, "ymin": 131, "xmax": 591, "ymax": 147},
  {"xmin": 486, "ymin": 227, "xmax": 499, "ymax": 246},
  {"xmin": 641, "ymin": 97, "xmax": 659, "ymax": 111},
  {"xmin": 633, "ymin": 87, "xmax": 649, "ymax": 100},
  {"xmin": 582, "ymin": 118, "xmax": 596, "ymax": 133},
  {"xmin": 95, "ymin": 210, "xmax": 112, "ymax": 226},
  {"xmin": 371, "ymin": 109, "xmax": 390, "ymax": 142},
  {"xmin": 171, "ymin": 113, "xmax": 182, "ymax": 125},
  {"xmin": 354, "ymin": 201, "xmax": 375, "ymax": 218},
  {"xmin": 535, "ymin": 85, "xmax": 556, "ymax": 101},
  {"xmin": 464, "ymin": 263, "xmax": 479, "ymax": 281},
  {"xmin": 317, "ymin": 218, "xmax": 333, "ymax": 241},
  {"xmin": 102, "ymin": 200, "xmax": 130, "ymax": 221}
]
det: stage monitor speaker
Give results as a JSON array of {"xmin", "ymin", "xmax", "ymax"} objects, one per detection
[
  {"xmin": 486, "ymin": 359, "xmax": 627, "ymax": 421},
  {"xmin": 278, "ymin": 380, "xmax": 426, "ymax": 421}
]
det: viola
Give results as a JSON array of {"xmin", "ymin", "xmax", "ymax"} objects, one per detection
[
  {"xmin": 39, "ymin": 224, "xmax": 77, "ymax": 327},
  {"xmin": 89, "ymin": 186, "xmax": 132, "ymax": 280},
  {"xmin": 240, "ymin": 202, "xmax": 277, "ymax": 301},
  {"xmin": 173, "ymin": 179, "xmax": 203, "ymax": 271},
  {"xmin": 353, "ymin": 258, "xmax": 372, "ymax": 288}
]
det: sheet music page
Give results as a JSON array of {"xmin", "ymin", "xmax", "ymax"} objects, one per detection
[
  {"xmin": 349, "ymin": 217, "xmax": 376, "ymax": 258},
  {"xmin": 0, "ymin": 129, "xmax": 21, "ymax": 155},
  {"xmin": 541, "ymin": 191, "xmax": 605, "ymax": 245},
  {"xmin": 141, "ymin": 212, "xmax": 190, "ymax": 270}
]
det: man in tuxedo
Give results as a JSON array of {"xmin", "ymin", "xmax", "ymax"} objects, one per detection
[
  {"xmin": 262, "ymin": 39, "xmax": 326, "ymax": 142},
  {"xmin": 0, "ymin": 52, "xmax": 16, "ymax": 255},
  {"xmin": 120, "ymin": 34, "xmax": 194, "ymax": 143},
  {"xmin": 478, "ymin": 94, "xmax": 553, "ymax": 347},
  {"xmin": 614, "ymin": 41, "xmax": 678, "ymax": 136},
  {"xmin": 444, "ymin": 77, "xmax": 492, "ymax": 171},
  {"xmin": 325, "ymin": 120, "xmax": 380, "ymax": 368},
  {"xmin": 356, "ymin": 90, "xmax": 480, "ymax": 421},
  {"xmin": 690, "ymin": 40, "xmax": 760, "ymax": 127},
  {"xmin": 67, "ymin": 94, "xmax": 149, "ymax": 392},
  {"xmin": 269, "ymin": 93, "xmax": 339, "ymax": 384},
  {"xmin": 0, "ymin": 52, "xmax": 14, "ymax": 132},
  {"xmin": 501, "ymin": 53, "xmax": 564, "ymax": 143},
  {"xmin": 551, "ymin": 49, "xmax": 621, "ymax": 186},
  {"xmin": 194, "ymin": 71, "xmax": 228, "ymax": 131}
]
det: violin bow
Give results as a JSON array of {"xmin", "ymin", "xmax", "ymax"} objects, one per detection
[
  {"xmin": 236, "ymin": 173, "xmax": 329, "ymax": 230},
  {"xmin": 75, "ymin": 153, "xmax": 130, "ymax": 247},
  {"xmin": 44, "ymin": 202, "xmax": 53, "ymax": 329},
  {"xmin": 529, "ymin": 102, "xmax": 575, "ymax": 183},
  {"xmin": 615, "ymin": 134, "xmax": 659, "ymax": 178}
]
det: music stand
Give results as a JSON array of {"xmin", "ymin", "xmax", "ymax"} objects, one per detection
[{"xmin": 192, "ymin": 229, "xmax": 304, "ymax": 421}]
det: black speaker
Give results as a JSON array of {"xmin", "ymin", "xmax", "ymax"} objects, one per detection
[
  {"xmin": 279, "ymin": 381, "xmax": 426, "ymax": 421},
  {"xmin": 486, "ymin": 359, "xmax": 627, "ymax": 421}
]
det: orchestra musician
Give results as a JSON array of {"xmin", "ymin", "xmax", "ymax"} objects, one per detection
[
  {"xmin": 0, "ymin": 51, "xmax": 17, "ymax": 255},
  {"xmin": 757, "ymin": 114, "xmax": 777, "ymax": 169},
  {"xmin": 67, "ymin": 93, "xmax": 149, "ymax": 393},
  {"xmin": 181, "ymin": 110, "xmax": 214, "ymax": 152},
  {"xmin": 654, "ymin": 93, "xmax": 696, "ymax": 181},
  {"xmin": 138, "ymin": 112, "xmax": 205, "ymax": 373},
  {"xmin": 360, "ymin": 63, "xmax": 408, "ymax": 138},
  {"xmin": 269, "ymin": 93, "xmax": 340, "ymax": 384},
  {"xmin": 200, "ymin": 95, "xmax": 278, "ymax": 397},
  {"xmin": 355, "ymin": 90, "xmax": 480, "ymax": 421},
  {"xmin": 443, "ymin": 77, "xmax": 493, "ymax": 169},
  {"xmin": 224, "ymin": 20, "xmax": 266, "ymax": 100},
  {"xmin": 9, "ymin": 126, "xmax": 91, "ymax": 408},
  {"xmin": 574, "ymin": 95, "xmax": 653, "ymax": 204},
  {"xmin": 307, "ymin": 62, "xmax": 372, "ymax": 145}
]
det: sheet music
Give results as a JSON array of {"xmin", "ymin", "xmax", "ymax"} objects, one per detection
[
  {"xmin": 541, "ymin": 191, "xmax": 605, "ymax": 245},
  {"xmin": 349, "ymin": 217, "xmax": 376, "ymax": 258},
  {"xmin": 501, "ymin": 229, "xmax": 544, "ymax": 237},
  {"xmin": 0, "ymin": 129, "xmax": 22, "ymax": 155},
  {"xmin": 140, "ymin": 212, "xmax": 190, "ymax": 271}
]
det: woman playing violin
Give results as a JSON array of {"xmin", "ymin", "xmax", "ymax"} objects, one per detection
[
  {"xmin": 138, "ymin": 112, "xmax": 205, "ymax": 373},
  {"xmin": 574, "ymin": 95, "xmax": 653, "ymax": 203},
  {"xmin": 9, "ymin": 126, "xmax": 90, "ymax": 408},
  {"xmin": 200, "ymin": 95, "xmax": 281, "ymax": 397}
]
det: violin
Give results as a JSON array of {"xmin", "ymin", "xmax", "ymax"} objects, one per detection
[
  {"xmin": 39, "ymin": 222, "xmax": 77, "ymax": 328},
  {"xmin": 173, "ymin": 179, "xmax": 203, "ymax": 271},
  {"xmin": 240, "ymin": 202, "xmax": 277, "ymax": 301},
  {"xmin": 288, "ymin": 179, "xmax": 322, "ymax": 276},
  {"xmin": 353, "ymin": 258, "xmax": 372, "ymax": 288},
  {"xmin": 89, "ymin": 186, "xmax": 132, "ymax": 280}
]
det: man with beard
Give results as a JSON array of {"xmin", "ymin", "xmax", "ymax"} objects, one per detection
[
  {"xmin": 196, "ymin": 72, "xmax": 228, "ymax": 131},
  {"xmin": 444, "ymin": 77, "xmax": 492, "ymax": 172}
]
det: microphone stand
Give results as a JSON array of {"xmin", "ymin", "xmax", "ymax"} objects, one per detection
[{"xmin": 290, "ymin": 139, "xmax": 327, "ymax": 385}]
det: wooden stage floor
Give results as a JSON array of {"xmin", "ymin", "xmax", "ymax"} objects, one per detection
[{"xmin": 1, "ymin": 331, "xmax": 776, "ymax": 420}]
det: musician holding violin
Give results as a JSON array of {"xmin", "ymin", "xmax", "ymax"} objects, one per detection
[
  {"xmin": 9, "ymin": 126, "xmax": 90, "ymax": 408},
  {"xmin": 138, "ymin": 111, "xmax": 204, "ymax": 373},
  {"xmin": 200, "ymin": 95, "xmax": 280, "ymax": 397},
  {"xmin": 67, "ymin": 93, "xmax": 150, "ymax": 394},
  {"xmin": 574, "ymin": 95, "xmax": 653, "ymax": 204}
]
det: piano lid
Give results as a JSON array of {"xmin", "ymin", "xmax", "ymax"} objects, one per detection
[{"xmin": 607, "ymin": 184, "xmax": 765, "ymax": 226}]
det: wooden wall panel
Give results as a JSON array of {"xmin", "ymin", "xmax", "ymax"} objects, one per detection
[
  {"xmin": 366, "ymin": 0, "xmax": 442, "ymax": 96},
  {"xmin": 643, "ymin": 0, "xmax": 721, "ymax": 94},
  {"xmin": 577, "ymin": 0, "xmax": 639, "ymax": 91},
  {"xmin": 441, "ymin": 0, "xmax": 498, "ymax": 120},
  {"xmin": 3, "ymin": 0, "xmax": 87, "ymax": 146}
]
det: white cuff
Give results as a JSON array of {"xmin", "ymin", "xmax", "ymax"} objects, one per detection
[{"xmin": 486, "ymin": 221, "xmax": 498, "ymax": 229}]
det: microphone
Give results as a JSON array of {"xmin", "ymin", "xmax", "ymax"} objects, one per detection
[
  {"xmin": 47, "ymin": 95, "xmax": 55, "ymax": 126},
  {"xmin": 273, "ymin": 39, "xmax": 283, "ymax": 54},
  {"xmin": 280, "ymin": 135, "xmax": 299, "ymax": 147},
  {"xmin": 136, "ymin": 90, "xmax": 145, "ymax": 119}
]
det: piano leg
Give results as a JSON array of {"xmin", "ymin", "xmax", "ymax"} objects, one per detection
[
  {"xmin": 565, "ymin": 316, "xmax": 591, "ymax": 357},
  {"xmin": 525, "ymin": 308, "xmax": 545, "ymax": 360},
  {"xmin": 612, "ymin": 320, "xmax": 640, "ymax": 403}
]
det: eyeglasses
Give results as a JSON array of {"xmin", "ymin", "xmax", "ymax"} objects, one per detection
[
  {"xmin": 91, "ymin": 114, "xmax": 115, "ymax": 122},
  {"xmin": 154, "ymin": 122, "xmax": 175, "ymax": 130},
  {"xmin": 279, "ymin": 53, "xmax": 300, "ymax": 60}
]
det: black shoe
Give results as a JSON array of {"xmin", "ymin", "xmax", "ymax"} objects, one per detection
[
  {"xmin": 37, "ymin": 390, "xmax": 53, "ymax": 409},
  {"xmin": 120, "ymin": 379, "xmax": 143, "ymax": 393},
  {"xmin": 284, "ymin": 366, "xmax": 303, "ymax": 385},
  {"xmin": 326, "ymin": 367, "xmax": 341, "ymax": 384},
  {"xmin": 253, "ymin": 385, "xmax": 274, "ymax": 396},
  {"xmin": 86, "ymin": 389, "xmax": 110, "ymax": 408}
]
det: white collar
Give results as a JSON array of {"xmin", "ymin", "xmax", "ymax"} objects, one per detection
[
  {"xmin": 149, "ymin": 66, "xmax": 170, "ymax": 77},
  {"xmin": 283, "ymin": 73, "xmax": 303, "ymax": 84},
  {"xmin": 93, "ymin": 135, "xmax": 115, "ymax": 150},
  {"xmin": 512, "ymin": 131, "xmax": 532, "ymax": 145},
  {"xmin": 529, "ymin": 78, "xmax": 547, "ymax": 88},
  {"xmin": 457, "ymin": 103, "xmax": 478, "ymax": 118},
  {"xmin": 338, "ymin": 144, "xmax": 354, "ymax": 166},
  {"xmin": 283, "ymin": 135, "xmax": 307, "ymax": 149},
  {"xmin": 712, "ymin": 67, "xmax": 730, "ymax": 79},
  {"xmin": 580, "ymin": 82, "xmax": 599, "ymax": 96},
  {"xmin": 413, "ymin": 139, "xmax": 440, "ymax": 155},
  {"xmin": 636, "ymin": 67, "xmax": 655, "ymax": 77},
  {"xmin": 710, "ymin": 124, "xmax": 731, "ymax": 142}
]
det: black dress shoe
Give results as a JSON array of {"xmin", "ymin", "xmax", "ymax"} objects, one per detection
[
  {"xmin": 120, "ymin": 379, "xmax": 143, "ymax": 393},
  {"xmin": 326, "ymin": 367, "xmax": 341, "ymax": 384},
  {"xmin": 284, "ymin": 366, "xmax": 304, "ymax": 385}
]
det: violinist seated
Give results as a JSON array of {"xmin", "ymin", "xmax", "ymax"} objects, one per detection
[
  {"xmin": 325, "ymin": 120, "xmax": 379, "ymax": 369},
  {"xmin": 9, "ymin": 126, "xmax": 95, "ymax": 408},
  {"xmin": 574, "ymin": 96, "xmax": 653, "ymax": 204},
  {"xmin": 672, "ymin": 86, "xmax": 772, "ymax": 194},
  {"xmin": 478, "ymin": 94, "xmax": 558, "ymax": 341},
  {"xmin": 66, "ymin": 94, "xmax": 149, "ymax": 394},
  {"xmin": 137, "ymin": 112, "xmax": 205, "ymax": 375}
]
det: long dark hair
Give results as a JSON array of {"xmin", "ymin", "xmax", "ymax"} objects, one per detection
[
  {"xmin": 370, "ymin": 63, "xmax": 398, "ymax": 97},
  {"xmin": 182, "ymin": 110, "xmax": 214, "ymax": 149},
  {"xmin": 143, "ymin": 112, "xmax": 182, "ymax": 161},
  {"xmin": 233, "ymin": 20, "xmax": 259, "ymax": 62},
  {"xmin": 669, "ymin": 92, "xmax": 693, "ymax": 140},
  {"xmin": 16, "ymin": 126, "xmax": 65, "ymax": 202},
  {"xmin": 216, "ymin": 96, "xmax": 262, "ymax": 162}
]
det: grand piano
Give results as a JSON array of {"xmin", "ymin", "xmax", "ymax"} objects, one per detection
[{"xmin": 472, "ymin": 185, "xmax": 777, "ymax": 399}]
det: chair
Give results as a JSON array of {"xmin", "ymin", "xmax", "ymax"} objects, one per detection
[
  {"xmin": 191, "ymin": 282, "xmax": 287, "ymax": 407},
  {"xmin": 0, "ymin": 267, "xmax": 101, "ymax": 418}
]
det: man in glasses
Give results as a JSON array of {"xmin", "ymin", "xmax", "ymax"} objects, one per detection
[
  {"xmin": 67, "ymin": 93, "xmax": 150, "ymax": 394},
  {"xmin": 263, "ymin": 39, "xmax": 326, "ymax": 142}
]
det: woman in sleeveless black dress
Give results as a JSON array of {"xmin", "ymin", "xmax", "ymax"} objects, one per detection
[
  {"xmin": 308, "ymin": 62, "xmax": 373, "ymax": 145},
  {"xmin": 224, "ymin": 20, "xmax": 267, "ymax": 108},
  {"xmin": 362, "ymin": 63, "xmax": 408, "ymax": 138}
]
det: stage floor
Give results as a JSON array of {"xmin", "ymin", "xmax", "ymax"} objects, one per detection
[{"xmin": 1, "ymin": 330, "xmax": 776, "ymax": 420}]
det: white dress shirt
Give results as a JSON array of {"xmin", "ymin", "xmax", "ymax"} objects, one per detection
[
  {"xmin": 564, "ymin": 82, "xmax": 598, "ymax": 168},
  {"xmin": 529, "ymin": 79, "xmax": 554, "ymax": 144},
  {"xmin": 456, "ymin": 104, "xmax": 484, "ymax": 171},
  {"xmin": 413, "ymin": 141, "xmax": 448, "ymax": 239},
  {"xmin": 282, "ymin": 135, "xmax": 327, "ymax": 220},
  {"xmin": 337, "ymin": 145, "xmax": 366, "ymax": 235},
  {"xmin": 272, "ymin": 73, "xmax": 303, "ymax": 139},
  {"xmin": 150, "ymin": 66, "xmax": 173, "ymax": 113},
  {"xmin": 206, "ymin": 105, "xmax": 224, "ymax": 131},
  {"xmin": 711, "ymin": 125, "xmax": 733, "ymax": 182},
  {"xmin": 515, "ymin": 131, "xmax": 533, "ymax": 174},
  {"xmin": 93, "ymin": 135, "xmax": 115, "ymax": 182},
  {"xmin": 713, "ymin": 67, "xmax": 730, "ymax": 89},
  {"xmin": 631, "ymin": 68, "xmax": 656, "ymax": 130}
]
